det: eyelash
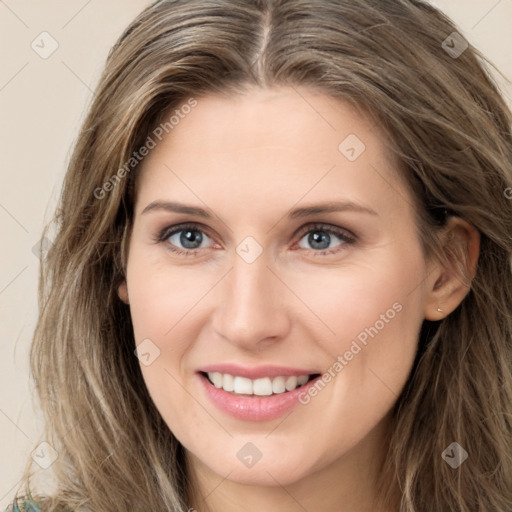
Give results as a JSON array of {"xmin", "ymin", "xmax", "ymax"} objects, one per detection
[{"xmin": 155, "ymin": 222, "xmax": 356, "ymax": 257}]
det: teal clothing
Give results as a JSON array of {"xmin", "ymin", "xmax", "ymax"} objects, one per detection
[{"xmin": 5, "ymin": 501, "xmax": 41, "ymax": 512}]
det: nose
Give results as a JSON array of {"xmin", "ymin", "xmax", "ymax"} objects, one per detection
[{"xmin": 211, "ymin": 248, "xmax": 291, "ymax": 351}]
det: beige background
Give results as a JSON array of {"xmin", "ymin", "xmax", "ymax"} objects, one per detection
[{"xmin": 1, "ymin": 0, "xmax": 511, "ymax": 507}]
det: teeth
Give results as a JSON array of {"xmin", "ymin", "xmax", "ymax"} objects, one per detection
[
  {"xmin": 253, "ymin": 377, "xmax": 272, "ymax": 396},
  {"xmin": 233, "ymin": 376, "xmax": 253, "ymax": 394},
  {"xmin": 223, "ymin": 373, "xmax": 234, "ymax": 392},
  {"xmin": 272, "ymin": 376, "xmax": 286, "ymax": 394},
  {"xmin": 284, "ymin": 375, "xmax": 297, "ymax": 391},
  {"xmin": 211, "ymin": 372, "xmax": 223, "ymax": 388},
  {"xmin": 297, "ymin": 375, "xmax": 308, "ymax": 386},
  {"xmin": 206, "ymin": 372, "xmax": 312, "ymax": 395}
]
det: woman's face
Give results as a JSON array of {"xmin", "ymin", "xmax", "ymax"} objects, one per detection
[{"xmin": 122, "ymin": 86, "xmax": 433, "ymax": 488}]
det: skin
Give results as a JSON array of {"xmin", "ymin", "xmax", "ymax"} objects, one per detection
[{"xmin": 118, "ymin": 86, "xmax": 479, "ymax": 512}]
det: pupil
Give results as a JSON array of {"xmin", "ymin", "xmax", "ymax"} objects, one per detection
[
  {"xmin": 309, "ymin": 231, "xmax": 330, "ymax": 250},
  {"xmin": 181, "ymin": 229, "xmax": 202, "ymax": 249}
]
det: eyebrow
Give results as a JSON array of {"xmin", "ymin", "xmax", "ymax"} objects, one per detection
[{"xmin": 141, "ymin": 200, "xmax": 378, "ymax": 218}]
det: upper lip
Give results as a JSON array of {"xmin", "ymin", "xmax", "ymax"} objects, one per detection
[{"xmin": 197, "ymin": 363, "xmax": 320, "ymax": 380}]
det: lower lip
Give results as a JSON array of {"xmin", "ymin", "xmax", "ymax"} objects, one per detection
[{"xmin": 198, "ymin": 373, "xmax": 321, "ymax": 422}]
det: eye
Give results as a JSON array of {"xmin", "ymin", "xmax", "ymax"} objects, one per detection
[
  {"xmin": 155, "ymin": 222, "xmax": 356, "ymax": 257},
  {"xmin": 295, "ymin": 223, "xmax": 356, "ymax": 256},
  {"xmin": 156, "ymin": 223, "xmax": 214, "ymax": 256}
]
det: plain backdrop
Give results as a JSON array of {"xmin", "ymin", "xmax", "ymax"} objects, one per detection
[{"xmin": 1, "ymin": 0, "xmax": 511, "ymax": 507}]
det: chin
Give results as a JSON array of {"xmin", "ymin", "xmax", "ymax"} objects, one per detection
[
  {"xmin": 197, "ymin": 443, "xmax": 321, "ymax": 487},
  {"xmin": 220, "ymin": 463, "xmax": 309, "ymax": 487}
]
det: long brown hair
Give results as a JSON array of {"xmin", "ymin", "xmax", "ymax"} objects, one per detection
[{"xmin": 12, "ymin": 1, "xmax": 512, "ymax": 510}]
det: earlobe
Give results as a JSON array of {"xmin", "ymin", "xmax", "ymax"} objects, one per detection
[
  {"xmin": 423, "ymin": 217, "xmax": 480, "ymax": 320},
  {"xmin": 118, "ymin": 281, "xmax": 129, "ymax": 304}
]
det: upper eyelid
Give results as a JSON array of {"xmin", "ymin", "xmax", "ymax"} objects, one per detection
[
  {"xmin": 295, "ymin": 222, "xmax": 354, "ymax": 238},
  {"xmin": 160, "ymin": 222, "xmax": 214, "ymax": 241}
]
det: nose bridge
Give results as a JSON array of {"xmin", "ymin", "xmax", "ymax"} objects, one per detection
[{"xmin": 212, "ymin": 246, "xmax": 289, "ymax": 348}]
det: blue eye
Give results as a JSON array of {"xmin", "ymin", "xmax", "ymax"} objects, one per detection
[
  {"xmin": 158, "ymin": 223, "xmax": 213, "ymax": 256},
  {"xmin": 295, "ymin": 223, "xmax": 355, "ymax": 256},
  {"xmin": 156, "ymin": 222, "xmax": 356, "ymax": 257}
]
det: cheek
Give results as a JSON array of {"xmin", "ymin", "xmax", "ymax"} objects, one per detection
[
  {"xmin": 127, "ymin": 260, "xmax": 204, "ymax": 429},
  {"xmin": 124, "ymin": 250, "xmax": 191, "ymax": 394},
  {"xmin": 293, "ymin": 248, "xmax": 426, "ymax": 405},
  {"xmin": 287, "ymin": 258, "xmax": 425, "ymax": 457},
  {"xmin": 290, "ymin": 250, "xmax": 426, "ymax": 345},
  {"xmin": 126, "ymin": 248, "xmax": 208, "ymax": 343},
  {"xmin": 126, "ymin": 250, "xmax": 223, "ymax": 426}
]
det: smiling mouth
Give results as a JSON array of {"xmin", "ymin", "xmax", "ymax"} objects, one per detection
[{"xmin": 200, "ymin": 371, "xmax": 321, "ymax": 396}]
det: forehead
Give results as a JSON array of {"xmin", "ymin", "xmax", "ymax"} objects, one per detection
[{"xmin": 134, "ymin": 86, "xmax": 412, "ymax": 222}]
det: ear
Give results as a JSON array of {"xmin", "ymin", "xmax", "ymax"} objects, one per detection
[
  {"xmin": 118, "ymin": 281, "xmax": 129, "ymax": 304},
  {"xmin": 424, "ymin": 217, "xmax": 480, "ymax": 320}
]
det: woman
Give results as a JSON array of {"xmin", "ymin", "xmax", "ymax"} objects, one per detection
[{"xmin": 8, "ymin": 0, "xmax": 512, "ymax": 511}]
